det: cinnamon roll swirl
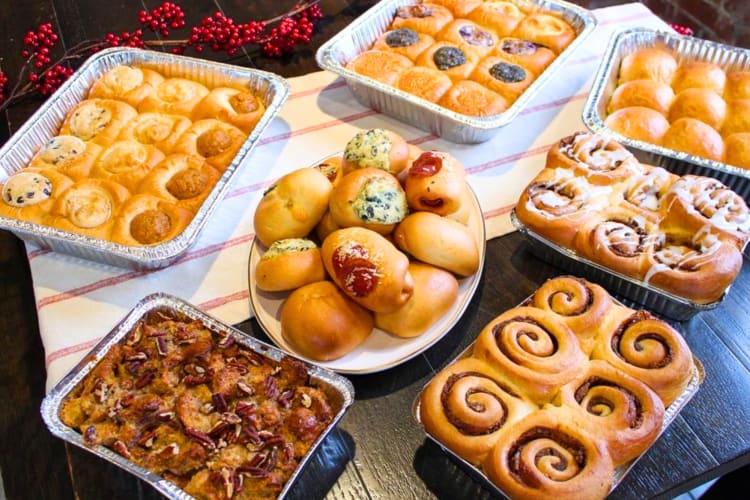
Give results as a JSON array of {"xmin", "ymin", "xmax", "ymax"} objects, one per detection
[
  {"xmin": 554, "ymin": 360, "xmax": 665, "ymax": 466},
  {"xmin": 419, "ymin": 357, "xmax": 536, "ymax": 466},
  {"xmin": 591, "ymin": 310, "xmax": 694, "ymax": 406},
  {"xmin": 529, "ymin": 275, "xmax": 618, "ymax": 355},
  {"xmin": 482, "ymin": 408, "xmax": 614, "ymax": 500},
  {"xmin": 546, "ymin": 132, "xmax": 643, "ymax": 185},
  {"xmin": 620, "ymin": 164, "xmax": 678, "ymax": 220},
  {"xmin": 473, "ymin": 307, "xmax": 588, "ymax": 404}
]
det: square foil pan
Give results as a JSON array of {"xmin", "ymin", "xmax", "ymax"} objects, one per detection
[
  {"xmin": 315, "ymin": 0, "xmax": 597, "ymax": 144},
  {"xmin": 510, "ymin": 209, "xmax": 725, "ymax": 321},
  {"xmin": 40, "ymin": 292, "xmax": 355, "ymax": 500},
  {"xmin": 412, "ymin": 306, "xmax": 705, "ymax": 498},
  {"xmin": 582, "ymin": 27, "xmax": 750, "ymax": 202},
  {"xmin": 0, "ymin": 47, "xmax": 290, "ymax": 270}
]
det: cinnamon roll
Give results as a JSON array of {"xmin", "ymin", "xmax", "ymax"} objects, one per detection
[
  {"xmin": 110, "ymin": 193, "xmax": 193, "ymax": 246},
  {"xmin": 554, "ymin": 360, "xmax": 665, "ymax": 466},
  {"xmin": 510, "ymin": 12, "xmax": 576, "ymax": 54},
  {"xmin": 437, "ymin": 80, "xmax": 509, "ymax": 117},
  {"xmin": 28, "ymin": 135, "xmax": 103, "ymax": 181},
  {"xmin": 482, "ymin": 408, "xmax": 614, "ymax": 500},
  {"xmin": 607, "ymin": 79, "xmax": 675, "ymax": 116},
  {"xmin": 403, "ymin": 150, "xmax": 466, "ymax": 216},
  {"xmin": 46, "ymin": 178, "xmax": 131, "ymax": 240},
  {"xmin": 435, "ymin": 19, "xmax": 499, "ymax": 59},
  {"xmin": 59, "ymin": 98, "xmax": 138, "ymax": 147},
  {"xmin": 0, "ymin": 168, "xmax": 74, "ymax": 224},
  {"xmin": 467, "ymin": 1, "xmax": 525, "ymax": 38},
  {"xmin": 529, "ymin": 275, "xmax": 618, "ymax": 356},
  {"xmin": 116, "ymin": 112, "xmax": 192, "ymax": 154},
  {"xmin": 494, "ymin": 37, "xmax": 556, "ymax": 76},
  {"xmin": 389, "ymin": 3, "xmax": 454, "ymax": 37},
  {"xmin": 620, "ymin": 164, "xmax": 678, "ymax": 219},
  {"xmin": 371, "ymin": 28, "xmax": 435, "ymax": 61},
  {"xmin": 136, "ymin": 153, "xmax": 221, "ymax": 213},
  {"xmin": 668, "ymin": 88, "xmax": 727, "ymax": 130},
  {"xmin": 345, "ymin": 50, "xmax": 414, "ymax": 86},
  {"xmin": 89, "ymin": 140, "xmax": 166, "ymax": 192},
  {"xmin": 469, "ymin": 56, "xmax": 535, "ymax": 103},
  {"xmin": 546, "ymin": 132, "xmax": 643, "ymax": 185},
  {"xmin": 472, "ymin": 306, "xmax": 588, "ymax": 404},
  {"xmin": 618, "ymin": 47, "xmax": 677, "ymax": 86},
  {"xmin": 192, "ymin": 87, "xmax": 266, "ymax": 135},
  {"xmin": 573, "ymin": 206, "xmax": 663, "ymax": 281},
  {"xmin": 396, "ymin": 66, "xmax": 454, "ymax": 103},
  {"xmin": 88, "ymin": 65, "xmax": 164, "ymax": 108},
  {"xmin": 138, "ymin": 77, "xmax": 210, "ymax": 117},
  {"xmin": 604, "ymin": 106, "xmax": 670, "ymax": 145},
  {"xmin": 671, "ymin": 61, "xmax": 726, "ymax": 95},
  {"xmin": 171, "ymin": 119, "xmax": 246, "ymax": 171},
  {"xmin": 418, "ymin": 357, "xmax": 536, "ymax": 466},
  {"xmin": 514, "ymin": 166, "xmax": 615, "ymax": 248},
  {"xmin": 590, "ymin": 310, "xmax": 695, "ymax": 406}
]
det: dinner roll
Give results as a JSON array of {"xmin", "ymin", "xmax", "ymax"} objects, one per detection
[
  {"xmin": 671, "ymin": 61, "xmax": 726, "ymax": 95},
  {"xmin": 255, "ymin": 238, "xmax": 326, "ymax": 292},
  {"xmin": 253, "ymin": 167, "xmax": 333, "ymax": 248},
  {"xmin": 607, "ymin": 79, "xmax": 674, "ymax": 115},
  {"xmin": 618, "ymin": 47, "xmax": 677, "ymax": 85},
  {"xmin": 662, "ymin": 117, "xmax": 724, "ymax": 161},
  {"xmin": 604, "ymin": 106, "xmax": 670, "ymax": 144},
  {"xmin": 281, "ymin": 280, "xmax": 373, "ymax": 361},
  {"xmin": 345, "ymin": 50, "xmax": 414, "ymax": 86},
  {"xmin": 375, "ymin": 261, "xmax": 459, "ymax": 338},
  {"xmin": 393, "ymin": 211, "xmax": 480, "ymax": 277},
  {"xmin": 725, "ymin": 133, "xmax": 750, "ymax": 169},
  {"xmin": 437, "ymin": 80, "xmax": 508, "ymax": 117},
  {"xmin": 667, "ymin": 88, "xmax": 726, "ymax": 130},
  {"xmin": 725, "ymin": 70, "xmax": 750, "ymax": 101},
  {"xmin": 722, "ymin": 99, "xmax": 750, "ymax": 136}
]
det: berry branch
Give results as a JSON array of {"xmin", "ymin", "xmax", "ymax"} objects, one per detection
[{"xmin": 0, "ymin": 1, "xmax": 323, "ymax": 113}]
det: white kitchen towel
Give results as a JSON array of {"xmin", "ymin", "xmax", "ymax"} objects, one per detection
[{"xmin": 27, "ymin": 2, "xmax": 670, "ymax": 390}]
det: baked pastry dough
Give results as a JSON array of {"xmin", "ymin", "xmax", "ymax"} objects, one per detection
[
  {"xmin": 47, "ymin": 178, "xmax": 131, "ymax": 240},
  {"xmin": 138, "ymin": 77, "xmax": 210, "ymax": 117},
  {"xmin": 192, "ymin": 86, "xmax": 266, "ymax": 134},
  {"xmin": 345, "ymin": 50, "xmax": 414, "ymax": 86},
  {"xmin": 494, "ymin": 37, "xmax": 556, "ymax": 76},
  {"xmin": 620, "ymin": 164, "xmax": 678, "ymax": 218},
  {"xmin": 0, "ymin": 168, "xmax": 74, "ymax": 224},
  {"xmin": 668, "ymin": 88, "xmax": 727, "ymax": 130},
  {"xmin": 546, "ymin": 132, "xmax": 642, "ymax": 185},
  {"xmin": 171, "ymin": 119, "xmax": 246, "ymax": 171},
  {"xmin": 725, "ymin": 132, "xmax": 750, "ymax": 169},
  {"xmin": 437, "ymin": 80, "xmax": 508, "ymax": 116},
  {"xmin": 607, "ymin": 78, "xmax": 675, "ymax": 116},
  {"xmin": 28, "ymin": 135, "xmax": 103, "ymax": 181},
  {"xmin": 416, "ymin": 41, "xmax": 480, "ymax": 82},
  {"xmin": 136, "ymin": 153, "xmax": 221, "ymax": 213},
  {"xmin": 722, "ymin": 98, "xmax": 750, "ymax": 136},
  {"xmin": 390, "ymin": 3, "xmax": 454, "ymax": 36},
  {"xmin": 88, "ymin": 65, "xmax": 164, "ymax": 108},
  {"xmin": 117, "ymin": 111, "xmax": 192, "ymax": 153},
  {"xmin": 617, "ymin": 47, "xmax": 677, "ymax": 85},
  {"xmin": 671, "ymin": 61, "xmax": 726, "ymax": 95},
  {"xmin": 662, "ymin": 117, "xmax": 724, "ymax": 161},
  {"xmin": 371, "ymin": 28, "xmax": 435, "ymax": 61},
  {"xmin": 603, "ymin": 106, "xmax": 670, "ymax": 144},
  {"xmin": 473, "ymin": 306, "xmax": 588, "ymax": 404},
  {"xmin": 89, "ymin": 140, "xmax": 166, "ymax": 192},
  {"xmin": 482, "ymin": 408, "xmax": 614, "ymax": 500},
  {"xmin": 321, "ymin": 226, "xmax": 414, "ymax": 314},
  {"xmin": 396, "ymin": 66, "xmax": 453, "ymax": 103},
  {"xmin": 342, "ymin": 128, "xmax": 411, "ymax": 175},
  {"xmin": 467, "ymin": 1, "xmax": 525, "ymax": 38},
  {"xmin": 510, "ymin": 12, "xmax": 576, "ymax": 54},
  {"xmin": 418, "ymin": 357, "xmax": 536, "ymax": 465},
  {"xmin": 59, "ymin": 98, "xmax": 138, "ymax": 147},
  {"xmin": 110, "ymin": 193, "xmax": 193, "ymax": 246},
  {"xmin": 435, "ymin": 19, "xmax": 499, "ymax": 59},
  {"xmin": 470, "ymin": 56, "xmax": 535, "ymax": 102},
  {"xmin": 429, "ymin": 0, "xmax": 483, "ymax": 18},
  {"xmin": 725, "ymin": 70, "xmax": 750, "ymax": 101},
  {"xmin": 255, "ymin": 238, "xmax": 327, "ymax": 292},
  {"xmin": 312, "ymin": 154, "xmax": 344, "ymax": 186},
  {"xmin": 403, "ymin": 150, "xmax": 467, "ymax": 216}
]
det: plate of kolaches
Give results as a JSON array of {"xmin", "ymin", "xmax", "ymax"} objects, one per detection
[{"xmin": 248, "ymin": 127, "xmax": 485, "ymax": 373}]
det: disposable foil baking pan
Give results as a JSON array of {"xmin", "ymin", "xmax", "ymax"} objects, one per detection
[
  {"xmin": 583, "ymin": 27, "xmax": 750, "ymax": 201},
  {"xmin": 412, "ymin": 295, "xmax": 704, "ymax": 499},
  {"xmin": 40, "ymin": 292, "xmax": 355, "ymax": 500},
  {"xmin": 0, "ymin": 47, "xmax": 289, "ymax": 270},
  {"xmin": 510, "ymin": 209, "xmax": 724, "ymax": 321},
  {"xmin": 315, "ymin": 0, "xmax": 597, "ymax": 144}
]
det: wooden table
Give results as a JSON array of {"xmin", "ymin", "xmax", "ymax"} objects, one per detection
[{"xmin": 1, "ymin": 1, "xmax": 749, "ymax": 499}]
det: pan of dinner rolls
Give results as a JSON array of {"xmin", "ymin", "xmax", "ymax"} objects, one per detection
[
  {"xmin": 583, "ymin": 27, "xmax": 750, "ymax": 204},
  {"xmin": 248, "ymin": 127, "xmax": 486, "ymax": 373},
  {"xmin": 0, "ymin": 47, "xmax": 289, "ymax": 270}
]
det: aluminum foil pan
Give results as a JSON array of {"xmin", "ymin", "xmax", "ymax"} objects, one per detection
[
  {"xmin": 0, "ymin": 47, "xmax": 289, "ymax": 270},
  {"xmin": 40, "ymin": 292, "xmax": 355, "ymax": 500},
  {"xmin": 412, "ymin": 299, "xmax": 704, "ymax": 498},
  {"xmin": 315, "ymin": 0, "xmax": 597, "ymax": 144},
  {"xmin": 583, "ymin": 27, "xmax": 750, "ymax": 201},
  {"xmin": 510, "ymin": 209, "xmax": 724, "ymax": 321}
]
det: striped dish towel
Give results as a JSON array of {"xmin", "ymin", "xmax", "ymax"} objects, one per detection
[{"xmin": 31, "ymin": 2, "xmax": 670, "ymax": 391}]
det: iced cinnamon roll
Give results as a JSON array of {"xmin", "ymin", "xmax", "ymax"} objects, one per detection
[
  {"xmin": 117, "ymin": 111, "xmax": 192, "ymax": 153},
  {"xmin": 418, "ymin": 357, "xmax": 536, "ymax": 466},
  {"xmin": 59, "ymin": 98, "xmax": 138, "ymax": 147},
  {"xmin": 389, "ymin": 3, "xmax": 454, "ymax": 37},
  {"xmin": 89, "ymin": 140, "xmax": 166, "ymax": 192},
  {"xmin": 468, "ymin": 1, "xmax": 525, "ymax": 38},
  {"xmin": 0, "ymin": 168, "xmax": 74, "ymax": 224},
  {"xmin": 47, "ymin": 178, "xmax": 131, "ymax": 240},
  {"xmin": 473, "ymin": 306, "xmax": 588, "ymax": 404},
  {"xmin": 546, "ymin": 132, "xmax": 643, "ymax": 185},
  {"xmin": 110, "ymin": 193, "xmax": 193, "ymax": 246},
  {"xmin": 554, "ymin": 360, "xmax": 665, "ymax": 466},
  {"xmin": 171, "ymin": 119, "xmax": 246, "ymax": 171},
  {"xmin": 510, "ymin": 12, "xmax": 576, "ymax": 54},
  {"xmin": 138, "ymin": 77, "xmax": 210, "ymax": 117},
  {"xmin": 620, "ymin": 164, "xmax": 678, "ymax": 220},
  {"xmin": 482, "ymin": 408, "xmax": 614, "ymax": 500},
  {"xmin": 28, "ymin": 135, "xmax": 103, "ymax": 181},
  {"xmin": 192, "ymin": 87, "xmax": 266, "ymax": 135},
  {"xmin": 136, "ymin": 153, "xmax": 221, "ymax": 213},
  {"xmin": 88, "ymin": 65, "xmax": 164, "ymax": 108},
  {"xmin": 591, "ymin": 310, "xmax": 695, "ymax": 406}
]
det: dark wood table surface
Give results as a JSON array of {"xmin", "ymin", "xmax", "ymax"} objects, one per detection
[{"xmin": 2, "ymin": 1, "xmax": 750, "ymax": 499}]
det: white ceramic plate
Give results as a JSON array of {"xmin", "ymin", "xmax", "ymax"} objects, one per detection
[{"xmin": 248, "ymin": 169, "xmax": 486, "ymax": 374}]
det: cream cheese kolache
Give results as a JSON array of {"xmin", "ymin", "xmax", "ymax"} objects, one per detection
[{"xmin": 251, "ymin": 127, "xmax": 482, "ymax": 361}]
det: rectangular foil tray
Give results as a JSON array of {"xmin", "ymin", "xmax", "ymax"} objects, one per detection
[
  {"xmin": 583, "ymin": 27, "xmax": 750, "ymax": 201},
  {"xmin": 40, "ymin": 292, "xmax": 355, "ymax": 500},
  {"xmin": 315, "ymin": 0, "xmax": 597, "ymax": 144},
  {"xmin": 510, "ymin": 209, "xmax": 725, "ymax": 321},
  {"xmin": 0, "ymin": 47, "xmax": 290, "ymax": 270},
  {"xmin": 412, "ymin": 307, "xmax": 704, "ymax": 499}
]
